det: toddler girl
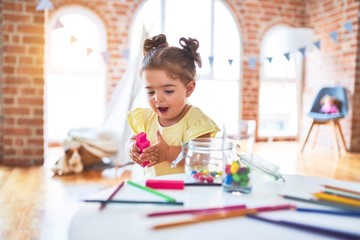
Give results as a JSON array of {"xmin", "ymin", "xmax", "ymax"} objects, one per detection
[{"xmin": 127, "ymin": 34, "xmax": 220, "ymax": 176}]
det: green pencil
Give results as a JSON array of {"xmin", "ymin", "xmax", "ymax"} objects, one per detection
[{"xmin": 127, "ymin": 180, "xmax": 176, "ymax": 202}]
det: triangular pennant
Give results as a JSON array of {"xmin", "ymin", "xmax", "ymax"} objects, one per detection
[
  {"xmin": 314, "ymin": 40, "xmax": 321, "ymax": 50},
  {"xmin": 284, "ymin": 52, "xmax": 290, "ymax": 61},
  {"xmin": 266, "ymin": 57, "xmax": 272, "ymax": 63},
  {"xmin": 248, "ymin": 57, "xmax": 257, "ymax": 70},
  {"xmin": 329, "ymin": 31, "xmax": 338, "ymax": 43},
  {"xmin": 101, "ymin": 51, "xmax": 110, "ymax": 63},
  {"xmin": 86, "ymin": 48, "xmax": 93, "ymax": 56},
  {"xmin": 53, "ymin": 19, "xmax": 64, "ymax": 30},
  {"xmin": 228, "ymin": 59, "xmax": 233, "ymax": 66},
  {"xmin": 70, "ymin": 36, "xmax": 77, "ymax": 44},
  {"xmin": 299, "ymin": 47, "xmax": 306, "ymax": 57},
  {"xmin": 36, "ymin": 0, "xmax": 54, "ymax": 11},
  {"xmin": 344, "ymin": 21, "xmax": 353, "ymax": 33},
  {"xmin": 208, "ymin": 56, "xmax": 214, "ymax": 65},
  {"xmin": 122, "ymin": 48, "xmax": 129, "ymax": 59}
]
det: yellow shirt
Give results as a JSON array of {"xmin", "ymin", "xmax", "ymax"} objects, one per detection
[{"xmin": 127, "ymin": 106, "xmax": 220, "ymax": 176}]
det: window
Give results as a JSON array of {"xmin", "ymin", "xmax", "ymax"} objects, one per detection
[
  {"xmin": 130, "ymin": 0, "xmax": 241, "ymax": 126},
  {"xmin": 259, "ymin": 26, "xmax": 313, "ymax": 138},
  {"xmin": 45, "ymin": 7, "xmax": 107, "ymax": 143}
]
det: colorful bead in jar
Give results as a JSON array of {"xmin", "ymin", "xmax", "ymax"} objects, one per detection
[{"xmin": 222, "ymin": 158, "xmax": 252, "ymax": 193}]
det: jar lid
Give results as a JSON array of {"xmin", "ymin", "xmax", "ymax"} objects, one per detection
[{"xmin": 240, "ymin": 154, "xmax": 286, "ymax": 182}]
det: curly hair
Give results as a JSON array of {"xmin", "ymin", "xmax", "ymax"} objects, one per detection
[{"xmin": 141, "ymin": 34, "xmax": 202, "ymax": 85}]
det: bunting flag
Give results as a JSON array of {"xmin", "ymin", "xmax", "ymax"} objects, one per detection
[
  {"xmin": 284, "ymin": 52, "xmax": 290, "ymax": 61},
  {"xmin": 208, "ymin": 56, "xmax": 214, "ymax": 65},
  {"xmin": 101, "ymin": 51, "xmax": 110, "ymax": 63},
  {"xmin": 53, "ymin": 19, "xmax": 64, "ymax": 30},
  {"xmin": 228, "ymin": 59, "xmax": 233, "ymax": 66},
  {"xmin": 266, "ymin": 57, "xmax": 272, "ymax": 63},
  {"xmin": 70, "ymin": 36, "xmax": 78, "ymax": 44},
  {"xmin": 248, "ymin": 57, "xmax": 257, "ymax": 70},
  {"xmin": 299, "ymin": 47, "xmax": 306, "ymax": 57},
  {"xmin": 87, "ymin": 48, "xmax": 93, "ymax": 56},
  {"xmin": 36, "ymin": 0, "xmax": 54, "ymax": 11},
  {"xmin": 314, "ymin": 40, "xmax": 321, "ymax": 50},
  {"xmin": 344, "ymin": 21, "xmax": 353, "ymax": 33},
  {"xmin": 122, "ymin": 49, "xmax": 129, "ymax": 59},
  {"xmin": 329, "ymin": 31, "xmax": 338, "ymax": 43}
]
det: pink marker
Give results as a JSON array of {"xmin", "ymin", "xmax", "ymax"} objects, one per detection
[{"xmin": 136, "ymin": 132, "xmax": 150, "ymax": 167}]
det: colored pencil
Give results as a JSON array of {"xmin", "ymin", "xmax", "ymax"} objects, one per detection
[
  {"xmin": 147, "ymin": 204, "xmax": 247, "ymax": 217},
  {"xmin": 296, "ymin": 207, "xmax": 360, "ymax": 217},
  {"xmin": 247, "ymin": 214, "xmax": 360, "ymax": 240},
  {"xmin": 184, "ymin": 183, "xmax": 222, "ymax": 186},
  {"xmin": 127, "ymin": 180, "xmax": 176, "ymax": 202},
  {"xmin": 152, "ymin": 204, "xmax": 294, "ymax": 230},
  {"xmin": 322, "ymin": 185, "xmax": 360, "ymax": 196},
  {"xmin": 83, "ymin": 199, "xmax": 184, "ymax": 205},
  {"xmin": 314, "ymin": 192, "xmax": 360, "ymax": 207},
  {"xmin": 152, "ymin": 209, "xmax": 256, "ymax": 230},
  {"xmin": 324, "ymin": 190, "xmax": 360, "ymax": 201},
  {"xmin": 279, "ymin": 194, "xmax": 360, "ymax": 213},
  {"xmin": 99, "ymin": 181, "xmax": 125, "ymax": 210}
]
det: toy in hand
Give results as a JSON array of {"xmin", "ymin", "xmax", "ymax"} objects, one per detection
[
  {"xmin": 320, "ymin": 94, "xmax": 340, "ymax": 114},
  {"xmin": 136, "ymin": 132, "xmax": 150, "ymax": 167}
]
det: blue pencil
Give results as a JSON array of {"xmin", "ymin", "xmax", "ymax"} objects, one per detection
[
  {"xmin": 247, "ymin": 215, "xmax": 360, "ymax": 240},
  {"xmin": 296, "ymin": 207, "xmax": 360, "ymax": 217}
]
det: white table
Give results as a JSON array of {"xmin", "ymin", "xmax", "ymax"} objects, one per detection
[{"xmin": 69, "ymin": 174, "xmax": 360, "ymax": 240}]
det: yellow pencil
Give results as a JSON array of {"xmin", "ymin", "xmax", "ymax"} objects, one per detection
[
  {"xmin": 152, "ymin": 209, "xmax": 257, "ymax": 230},
  {"xmin": 314, "ymin": 192, "xmax": 360, "ymax": 207}
]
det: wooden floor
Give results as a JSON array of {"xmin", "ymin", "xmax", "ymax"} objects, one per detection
[{"xmin": 0, "ymin": 141, "xmax": 359, "ymax": 240}]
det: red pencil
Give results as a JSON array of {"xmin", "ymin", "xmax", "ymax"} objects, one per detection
[{"xmin": 99, "ymin": 181, "xmax": 125, "ymax": 210}]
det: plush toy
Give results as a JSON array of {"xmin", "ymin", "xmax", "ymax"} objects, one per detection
[{"xmin": 320, "ymin": 94, "xmax": 340, "ymax": 114}]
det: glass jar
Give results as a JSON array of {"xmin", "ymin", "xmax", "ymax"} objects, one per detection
[{"xmin": 184, "ymin": 138, "xmax": 235, "ymax": 184}]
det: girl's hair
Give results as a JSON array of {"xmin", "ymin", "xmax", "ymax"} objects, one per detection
[{"xmin": 141, "ymin": 34, "xmax": 202, "ymax": 85}]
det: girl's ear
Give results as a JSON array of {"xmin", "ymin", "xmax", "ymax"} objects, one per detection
[{"xmin": 186, "ymin": 80, "xmax": 196, "ymax": 97}]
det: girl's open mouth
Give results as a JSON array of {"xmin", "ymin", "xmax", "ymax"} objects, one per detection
[{"xmin": 157, "ymin": 107, "xmax": 169, "ymax": 113}]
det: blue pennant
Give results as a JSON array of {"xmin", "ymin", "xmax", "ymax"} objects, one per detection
[
  {"xmin": 248, "ymin": 57, "xmax": 257, "ymax": 70},
  {"xmin": 299, "ymin": 47, "xmax": 306, "ymax": 57},
  {"xmin": 122, "ymin": 48, "xmax": 129, "ymax": 59},
  {"xmin": 329, "ymin": 31, "xmax": 338, "ymax": 43},
  {"xmin": 284, "ymin": 52, "xmax": 290, "ymax": 61},
  {"xmin": 36, "ymin": 0, "xmax": 54, "ymax": 11},
  {"xmin": 228, "ymin": 59, "xmax": 233, "ymax": 66},
  {"xmin": 267, "ymin": 57, "xmax": 272, "ymax": 63},
  {"xmin": 344, "ymin": 21, "xmax": 353, "ymax": 33},
  {"xmin": 208, "ymin": 56, "xmax": 214, "ymax": 65},
  {"xmin": 314, "ymin": 40, "xmax": 321, "ymax": 50}
]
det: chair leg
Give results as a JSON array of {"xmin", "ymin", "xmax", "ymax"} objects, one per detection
[
  {"xmin": 311, "ymin": 124, "xmax": 320, "ymax": 148},
  {"xmin": 301, "ymin": 120, "xmax": 315, "ymax": 153},
  {"xmin": 330, "ymin": 120, "xmax": 340, "ymax": 158},
  {"xmin": 335, "ymin": 120, "xmax": 347, "ymax": 153}
]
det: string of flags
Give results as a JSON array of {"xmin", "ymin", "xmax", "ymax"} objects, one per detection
[
  {"xmin": 42, "ymin": 0, "xmax": 358, "ymax": 70},
  {"xmin": 51, "ymin": 18, "xmax": 129, "ymax": 63}
]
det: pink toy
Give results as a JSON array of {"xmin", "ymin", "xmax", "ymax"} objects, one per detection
[
  {"xmin": 320, "ymin": 95, "xmax": 339, "ymax": 114},
  {"xmin": 136, "ymin": 132, "xmax": 150, "ymax": 167},
  {"xmin": 146, "ymin": 179, "xmax": 185, "ymax": 190}
]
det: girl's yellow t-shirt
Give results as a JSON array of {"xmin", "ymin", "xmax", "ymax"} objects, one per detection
[{"xmin": 127, "ymin": 106, "xmax": 220, "ymax": 176}]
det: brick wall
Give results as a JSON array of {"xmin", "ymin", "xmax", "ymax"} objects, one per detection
[
  {"xmin": 1, "ymin": 0, "xmax": 45, "ymax": 166},
  {"xmin": 0, "ymin": 0, "xmax": 359, "ymax": 166}
]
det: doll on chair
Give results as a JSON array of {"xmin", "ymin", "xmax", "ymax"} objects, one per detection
[{"xmin": 320, "ymin": 94, "xmax": 340, "ymax": 114}]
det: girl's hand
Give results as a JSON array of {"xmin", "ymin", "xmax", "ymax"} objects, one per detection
[
  {"xmin": 129, "ymin": 142, "xmax": 144, "ymax": 165},
  {"xmin": 140, "ymin": 131, "xmax": 168, "ymax": 167}
]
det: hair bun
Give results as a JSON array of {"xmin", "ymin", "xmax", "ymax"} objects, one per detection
[
  {"xmin": 179, "ymin": 37, "xmax": 202, "ymax": 68},
  {"xmin": 143, "ymin": 34, "xmax": 169, "ymax": 56}
]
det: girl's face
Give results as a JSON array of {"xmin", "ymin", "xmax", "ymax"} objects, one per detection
[{"xmin": 143, "ymin": 69, "xmax": 195, "ymax": 127}]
